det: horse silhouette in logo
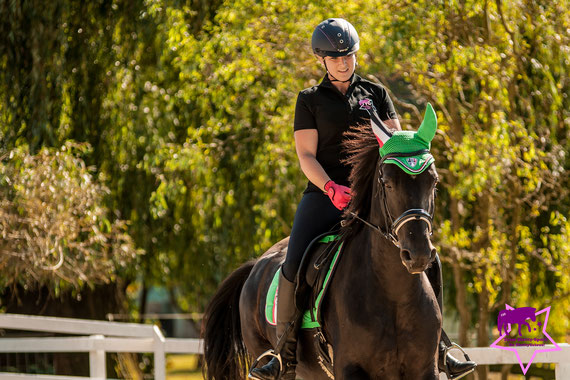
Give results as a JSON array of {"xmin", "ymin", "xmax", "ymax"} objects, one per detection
[{"xmin": 497, "ymin": 307, "xmax": 536, "ymax": 336}]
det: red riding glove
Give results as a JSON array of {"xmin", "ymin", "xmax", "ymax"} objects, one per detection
[{"xmin": 324, "ymin": 180, "xmax": 352, "ymax": 210}]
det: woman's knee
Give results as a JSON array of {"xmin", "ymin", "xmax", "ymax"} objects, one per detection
[{"xmin": 281, "ymin": 258, "xmax": 299, "ymax": 282}]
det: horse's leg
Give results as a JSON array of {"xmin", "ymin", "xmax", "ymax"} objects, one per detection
[
  {"xmin": 402, "ymin": 363, "xmax": 439, "ymax": 380},
  {"xmin": 419, "ymin": 370, "xmax": 440, "ymax": 380},
  {"xmin": 295, "ymin": 329, "xmax": 334, "ymax": 380},
  {"xmin": 331, "ymin": 347, "xmax": 393, "ymax": 380},
  {"xmin": 240, "ymin": 317, "xmax": 272, "ymax": 359},
  {"xmin": 336, "ymin": 364, "xmax": 371, "ymax": 380}
]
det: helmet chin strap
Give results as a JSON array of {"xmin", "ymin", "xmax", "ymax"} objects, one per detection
[{"xmin": 324, "ymin": 60, "xmax": 353, "ymax": 83}]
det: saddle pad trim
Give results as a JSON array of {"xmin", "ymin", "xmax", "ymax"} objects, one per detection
[
  {"xmin": 302, "ymin": 241, "xmax": 343, "ymax": 328},
  {"xmin": 265, "ymin": 268, "xmax": 281, "ymax": 326},
  {"xmin": 317, "ymin": 234, "xmax": 340, "ymax": 244},
  {"xmin": 264, "ymin": 234, "xmax": 343, "ymax": 328}
]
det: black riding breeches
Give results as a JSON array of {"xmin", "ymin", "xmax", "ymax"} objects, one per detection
[{"xmin": 282, "ymin": 191, "xmax": 343, "ymax": 282}]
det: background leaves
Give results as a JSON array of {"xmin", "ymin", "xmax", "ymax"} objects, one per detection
[{"xmin": 0, "ymin": 3, "xmax": 568, "ymax": 373}]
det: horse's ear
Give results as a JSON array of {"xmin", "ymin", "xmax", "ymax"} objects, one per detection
[{"xmin": 417, "ymin": 103, "xmax": 437, "ymax": 144}]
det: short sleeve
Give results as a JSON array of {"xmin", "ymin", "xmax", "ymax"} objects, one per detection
[
  {"xmin": 374, "ymin": 86, "xmax": 397, "ymax": 121},
  {"xmin": 293, "ymin": 92, "xmax": 317, "ymax": 131}
]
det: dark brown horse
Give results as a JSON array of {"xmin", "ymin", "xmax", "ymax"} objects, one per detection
[{"xmin": 203, "ymin": 110, "xmax": 442, "ymax": 379}]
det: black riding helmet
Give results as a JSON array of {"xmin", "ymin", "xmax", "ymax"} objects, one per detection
[{"xmin": 312, "ymin": 18, "xmax": 360, "ymax": 57}]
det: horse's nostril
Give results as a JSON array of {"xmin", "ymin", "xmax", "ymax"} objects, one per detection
[{"xmin": 401, "ymin": 249, "xmax": 412, "ymax": 262}]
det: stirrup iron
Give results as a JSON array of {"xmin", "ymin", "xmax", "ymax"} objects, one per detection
[
  {"xmin": 443, "ymin": 342, "xmax": 476, "ymax": 380},
  {"xmin": 248, "ymin": 349, "xmax": 283, "ymax": 379}
]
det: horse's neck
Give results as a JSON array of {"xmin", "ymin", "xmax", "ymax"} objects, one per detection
[
  {"xmin": 353, "ymin": 203, "xmax": 426, "ymax": 303},
  {"xmin": 368, "ymin": 232, "xmax": 425, "ymax": 302}
]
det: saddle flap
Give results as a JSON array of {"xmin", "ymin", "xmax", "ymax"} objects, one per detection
[{"xmin": 264, "ymin": 233, "xmax": 345, "ymax": 329}]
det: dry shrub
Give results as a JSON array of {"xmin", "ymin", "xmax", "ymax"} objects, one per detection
[{"xmin": 0, "ymin": 142, "xmax": 140, "ymax": 296}]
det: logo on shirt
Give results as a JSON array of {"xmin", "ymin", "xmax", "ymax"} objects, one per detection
[{"xmin": 359, "ymin": 98, "xmax": 376, "ymax": 111}]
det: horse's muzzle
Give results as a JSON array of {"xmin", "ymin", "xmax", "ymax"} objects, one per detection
[{"xmin": 399, "ymin": 242, "xmax": 437, "ymax": 274}]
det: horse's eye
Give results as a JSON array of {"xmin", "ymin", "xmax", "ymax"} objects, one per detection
[{"xmin": 380, "ymin": 176, "xmax": 393, "ymax": 189}]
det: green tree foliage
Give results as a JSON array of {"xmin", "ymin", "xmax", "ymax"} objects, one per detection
[
  {"xmin": 0, "ymin": 2, "xmax": 568, "ymax": 368},
  {"xmin": 141, "ymin": 1, "xmax": 324, "ymax": 308},
  {"xmin": 0, "ymin": 0, "xmax": 154, "ymax": 310}
]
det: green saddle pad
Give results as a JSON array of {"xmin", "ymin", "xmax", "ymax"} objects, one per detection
[{"xmin": 265, "ymin": 235, "xmax": 344, "ymax": 329}]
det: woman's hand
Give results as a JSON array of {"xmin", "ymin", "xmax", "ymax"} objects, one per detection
[{"xmin": 324, "ymin": 180, "xmax": 351, "ymax": 210}]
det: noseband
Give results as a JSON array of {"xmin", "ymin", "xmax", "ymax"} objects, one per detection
[{"xmin": 350, "ymin": 150, "xmax": 435, "ymax": 248}]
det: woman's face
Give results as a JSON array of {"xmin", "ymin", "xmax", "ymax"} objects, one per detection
[{"xmin": 320, "ymin": 54, "xmax": 356, "ymax": 82}]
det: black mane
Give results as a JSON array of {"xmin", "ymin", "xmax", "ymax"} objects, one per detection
[{"xmin": 341, "ymin": 123, "xmax": 380, "ymax": 232}]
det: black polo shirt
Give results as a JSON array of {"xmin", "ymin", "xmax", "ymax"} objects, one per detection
[{"xmin": 294, "ymin": 74, "xmax": 397, "ymax": 193}]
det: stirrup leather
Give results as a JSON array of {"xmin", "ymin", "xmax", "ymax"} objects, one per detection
[
  {"xmin": 248, "ymin": 349, "xmax": 283, "ymax": 379},
  {"xmin": 442, "ymin": 342, "xmax": 476, "ymax": 380}
]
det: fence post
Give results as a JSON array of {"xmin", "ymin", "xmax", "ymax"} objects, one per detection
[
  {"xmin": 153, "ymin": 325, "xmax": 166, "ymax": 380},
  {"xmin": 89, "ymin": 335, "xmax": 106, "ymax": 379},
  {"xmin": 556, "ymin": 362, "xmax": 570, "ymax": 380}
]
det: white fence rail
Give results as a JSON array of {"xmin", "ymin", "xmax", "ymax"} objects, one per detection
[
  {"xmin": 0, "ymin": 313, "xmax": 202, "ymax": 380},
  {"xmin": 441, "ymin": 344, "xmax": 570, "ymax": 379},
  {"xmin": 0, "ymin": 313, "xmax": 568, "ymax": 379}
]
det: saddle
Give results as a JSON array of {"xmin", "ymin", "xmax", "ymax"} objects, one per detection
[
  {"xmin": 264, "ymin": 229, "xmax": 347, "ymax": 328},
  {"xmin": 264, "ymin": 228, "xmax": 350, "ymax": 378}
]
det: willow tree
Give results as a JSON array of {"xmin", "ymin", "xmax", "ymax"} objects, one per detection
[
  {"xmin": 0, "ymin": 0, "xmax": 153, "ymax": 316},
  {"xmin": 137, "ymin": 1, "xmax": 324, "ymax": 309}
]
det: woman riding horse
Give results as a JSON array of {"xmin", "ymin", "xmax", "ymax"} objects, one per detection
[
  {"xmin": 247, "ymin": 18, "xmax": 475, "ymax": 380},
  {"xmin": 203, "ymin": 103, "xmax": 475, "ymax": 379},
  {"xmin": 202, "ymin": 18, "xmax": 476, "ymax": 380}
]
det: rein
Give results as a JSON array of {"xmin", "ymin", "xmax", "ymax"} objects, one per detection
[{"xmin": 349, "ymin": 150, "xmax": 435, "ymax": 248}]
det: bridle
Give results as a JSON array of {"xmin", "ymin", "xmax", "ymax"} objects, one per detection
[{"xmin": 350, "ymin": 150, "xmax": 435, "ymax": 248}]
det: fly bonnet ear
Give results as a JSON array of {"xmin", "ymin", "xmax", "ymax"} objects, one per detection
[
  {"xmin": 378, "ymin": 103, "xmax": 437, "ymax": 159},
  {"xmin": 416, "ymin": 103, "xmax": 437, "ymax": 146}
]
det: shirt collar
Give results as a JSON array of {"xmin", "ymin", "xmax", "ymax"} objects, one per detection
[{"xmin": 319, "ymin": 73, "xmax": 361, "ymax": 90}]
